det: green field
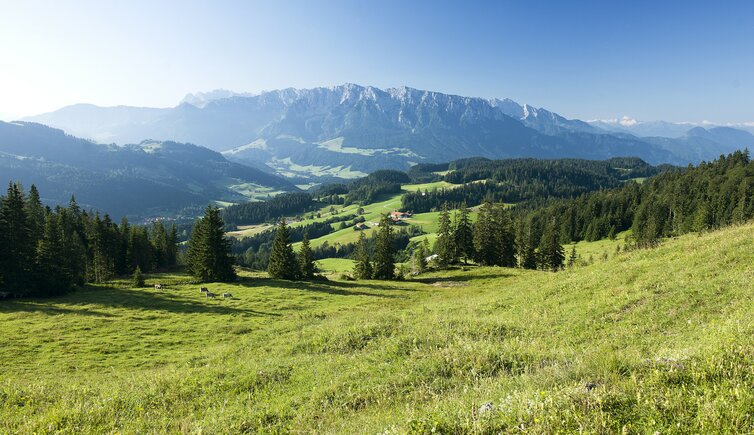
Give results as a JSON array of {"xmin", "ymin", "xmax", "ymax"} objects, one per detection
[{"xmin": 2, "ymin": 223, "xmax": 753, "ymax": 432}]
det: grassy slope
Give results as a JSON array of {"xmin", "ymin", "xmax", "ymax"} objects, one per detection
[{"xmin": 5, "ymin": 224, "xmax": 752, "ymax": 432}]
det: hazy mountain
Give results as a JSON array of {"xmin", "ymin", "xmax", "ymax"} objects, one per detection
[
  {"xmin": 25, "ymin": 84, "xmax": 750, "ymax": 179},
  {"xmin": 0, "ymin": 121, "xmax": 296, "ymax": 218}
]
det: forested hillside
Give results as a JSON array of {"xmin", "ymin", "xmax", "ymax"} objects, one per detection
[
  {"xmin": 514, "ymin": 150, "xmax": 754, "ymax": 246},
  {"xmin": 402, "ymin": 157, "xmax": 671, "ymax": 212},
  {"xmin": 0, "ymin": 121, "xmax": 296, "ymax": 217}
]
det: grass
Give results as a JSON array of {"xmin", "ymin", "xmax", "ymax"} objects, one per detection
[
  {"xmin": 315, "ymin": 257, "xmax": 356, "ymax": 275},
  {"xmin": 2, "ymin": 222, "xmax": 753, "ymax": 432}
]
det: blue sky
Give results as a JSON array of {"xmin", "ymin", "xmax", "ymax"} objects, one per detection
[{"xmin": 1, "ymin": 0, "xmax": 752, "ymax": 123}]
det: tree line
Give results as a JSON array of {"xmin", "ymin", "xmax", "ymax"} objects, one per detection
[
  {"xmin": 0, "ymin": 183, "xmax": 178, "ymax": 297},
  {"xmin": 221, "ymin": 192, "xmax": 315, "ymax": 229},
  {"xmin": 402, "ymin": 157, "xmax": 672, "ymax": 213},
  {"xmin": 513, "ymin": 150, "xmax": 754, "ymax": 248}
]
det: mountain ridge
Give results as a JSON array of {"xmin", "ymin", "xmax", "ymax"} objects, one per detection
[{"xmin": 23, "ymin": 84, "xmax": 754, "ymax": 179}]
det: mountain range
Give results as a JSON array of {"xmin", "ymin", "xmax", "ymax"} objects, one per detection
[
  {"xmin": 24, "ymin": 84, "xmax": 754, "ymax": 180},
  {"xmin": 0, "ymin": 121, "xmax": 295, "ymax": 218}
]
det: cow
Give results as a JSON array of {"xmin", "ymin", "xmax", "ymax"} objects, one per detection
[
  {"xmin": 222, "ymin": 292, "xmax": 233, "ymax": 298},
  {"xmin": 200, "ymin": 287, "xmax": 209, "ymax": 293},
  {"xmin": 154, "ymin": 284, "xmax": 163, "ymax": 290},
  {"xmin": 206, "ymin": 292, "xmax": 217, "ymax": 299}
]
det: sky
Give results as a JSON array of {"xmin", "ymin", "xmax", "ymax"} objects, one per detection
[{"xmin": 1, "ymin": 0, "xmax": 753, "ymax": 123}]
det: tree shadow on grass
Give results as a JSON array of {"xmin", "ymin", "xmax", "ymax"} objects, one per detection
[
  {"xmin": 238, "ymin": 276, "xmax": 407, "ymax": 298},
  {"xmin": 0, "ymin": 286, "xmax": 278, "ymax": 317},
  {"xmin": 411, "ymin": 271, "xmax": 516, "ymax": 284},
  {"xmin": 0, "ymin": 301, "xmax": 116, "ymax": 317}
]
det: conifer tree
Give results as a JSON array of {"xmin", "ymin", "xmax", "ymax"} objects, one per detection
[
  {"xmin": 410, "ymin": 239, "xmax": 429, "ymax": 275},
  {"xmin": 473, "ymin": 201, "xmax": 498, "ymax": 266},
  {"xmin": 36, "ymin": 213, "xmax": 71, "ymax": 295},
  {"xmin": 539, "ymin": 223, "xmax": 565, "ymax": 272},
  {"xmin": 372, "ymin": 214, "xmax": 395, "ymax": 280},
  {"xmin": 26, "ymin": 184, "xmax": 45, "ymax": 247},
  {"xmin": 567, "ymin": 246, "xmax": 578, "ymax": 268},
  {"xmin": 186, "ymin": 205, "xmax": 236, "ymax": 282},
  {"xmin": 267, "ymin": 219, "xmax": 299, "ymax": 279},
  {"xmin": 454, "ymin": 202, "xmax": 474, "ymax": 264},
  {"xmin": 0, "ymin": 182, "xmax": 34, "ymax": 295},
  {"xmin": 165, "ymin": 224, "xmax": 179, "ymax": 267},
  {"xmin": 132, "ymin": 266, "xmax": 145, "ymax": 288},
  {"xmin": 435, "ymin": 204, "xmax": 455, "ymax": 268},
  {"xmin": 353, "ymin": 231, "xmax": 373, "ymax": 279},
  {"xmin": 494, "ymin": 203, "xmax": 517, "ymax": 267},
  {"xmin": 516, "ymin": 219, "xmax": 538, "ymax": 270},
  {"xmin": 298, "ymin": 232, "xmax": 316, "ymax": 279}
]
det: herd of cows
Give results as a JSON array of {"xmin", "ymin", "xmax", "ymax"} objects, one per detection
[{"xmin": 153, "ymin": 283, "xmax": 233, "ymax": 299}]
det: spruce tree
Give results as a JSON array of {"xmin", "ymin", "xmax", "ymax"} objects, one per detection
[
  {"xmin": 0, "ymin": 182, "xmax": 34, "ymax": 295},
  {"xmin": 26, "ymin": 184, "xmax": 45, "ymax": 247},
  {"xmin": 567, "ymin": 246, "xmax": 578, "ymax": 268},
  {"xmin": 435, "ymin": 204, "xmax": 455, "ymax": 268},
  {"xmin": 372, "ymin": 214, "xmax": 395, "ymax": 280},
  {"xmin": 494, "ymin": 203, "xmax": 517, "ymax": 267},
  {"xmin": 36, "ymin": 213, "xmax": 71, "ymax": 295},
  {"xmin": 353, "ymin": 231, "xmax": 373, "ymax": 279},
  {"xmin": 267, "ymin": 219, "xmax": 299, "ymax": 280},
  {"xmin": 516, "ymin": 219, "xmax": 538, "ymax": 270},
  {"xmin": 473, "ymin": 201, "xmax": 498, "ymax": 266},
  {"xmin": 132, "ymin": 266, "xmax": 145, "ymax": 288},
  {"xmin": 539, "ymin": 223, "xmax": 565, "ymax": 272},
  {"xmin": 454, "ymin": 202, "xmax": 474, "ymax": 264},
  {"xmin": 298, "ymin": 232, "xmax": 316, "ymax": 279},
  {"xmin": 186, "ymin": 206, "xmax": 236, "ymax": 282},
  {"xmin": 165, "ymin": 224, "xmax": 179, "ymax": 267},
  {"xmin": 410, "ymin": 239, "xmax": 429, "ymax": 275}
]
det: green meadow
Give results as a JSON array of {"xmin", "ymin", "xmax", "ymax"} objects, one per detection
[{"xmin": 1, "ymin": 222, "xmax": 753, "ymax": 433}]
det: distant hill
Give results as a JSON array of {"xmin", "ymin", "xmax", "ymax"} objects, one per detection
[
  {"xmin": 29, "ymin": 84, "xmax": 748, "ymax": 180},
  {"xmin": 0, "ymin": 121, "xmax": 296, "ymax": 218}
]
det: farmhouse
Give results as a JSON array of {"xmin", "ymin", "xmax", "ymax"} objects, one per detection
[{"xmin": 353, "ymin": 222, "xmax": 369, "ymax": 231}]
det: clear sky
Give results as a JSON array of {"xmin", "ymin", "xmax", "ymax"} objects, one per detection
[{"xmin": 1, "ymin": 0, "xmax": 753, "ymax": 123}]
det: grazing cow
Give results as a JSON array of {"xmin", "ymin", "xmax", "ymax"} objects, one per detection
[
  {"xmin": 206, "ymin": 292, "xmax": 217, "ymax": 299},
  {"xmin": 200, "ymin": 287, "xmax": 209, "ymax": 293},
  {"xmin": 222, "ymin": 292, "xmax": 233, "ymax": 298},
  {"xmin": 154, "ymin": 284, "xmax": 163, "ymax": 290}
]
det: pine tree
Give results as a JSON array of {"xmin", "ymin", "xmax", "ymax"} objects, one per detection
[
  {"xmin": 567, "ymin": 246, "xmax": 578, "ymax": 268},
  {"xmin": 494, "ymin": 203, "xmax": 517, "ymax": 267},
  {"xmin": 36, "ymin": 213, "xmax": 71, "ymax": 295},
  {"xmin": 435, "ymin": 204, "xmax": 455, "ymax": 268},
  {"xmin": 186, "ymin": 206, "xmax": 236, "ymax": 282},
  {"xmin": 454, "ymin": 202, "xmax": 474, "ymax": 264},
  {"xmin": 0, "ymin": 182, "xmax": 34, "ymax": 295},
  {"xmin": 298, "ymin": 232, "xmax": 316, "ymax": 279},
  {"xmin": 516, "ymin": 219, "xmax": 538, "ymax": 270},
  {"xmin": 165, "ymin": 224, "xmax": 179, "ymax": 267},
  {"xmin": 353, "ymin": 231, "xmax": 373, "ymax": 279},
  {"xmin": 473, "ymin": 201, "xmax": 498, "ymax": 265},
  {"xmin": 26, "ymin": 184, "xmax": 45, "ymax": 247},
  {"xmin": 267, "ymin": 219, "xmax": 299, "ymax": 280},
  {"xmin": 151, "ymin": 220, "xmax": 168, "ymax": 268},
  {"xmin": 539, "ymin": 223, "xmax": 565, "ymax": 272},
  {"xmin": 132, "ymin": 266, "xmax": 145, "ymax": 288},
  {"xmin": 372, "ymin": 214, "xmax": 395, "ymax": 280},
  {"xmin": 410, "ymin": 239, "xmax": 429, "ymax": 275}
]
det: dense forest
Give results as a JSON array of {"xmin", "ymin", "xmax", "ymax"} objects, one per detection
[
  {"xmin": 221, "ymin": 192, "xmax": 315, "ymax": 229},
  {"xmin": 314, "ymin": 170, "xmax": 411, "ymax": 205},
  {"xmin": 402, "ymin": 157, "xmax": 673, "ymax": 213},
  {"xmin": 513, "ymin": 150, "xmax": 754, "ymax": 247},
  {"xmin": 0, "ymin": 183, "xmax": 178, "ymax": 297}
]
